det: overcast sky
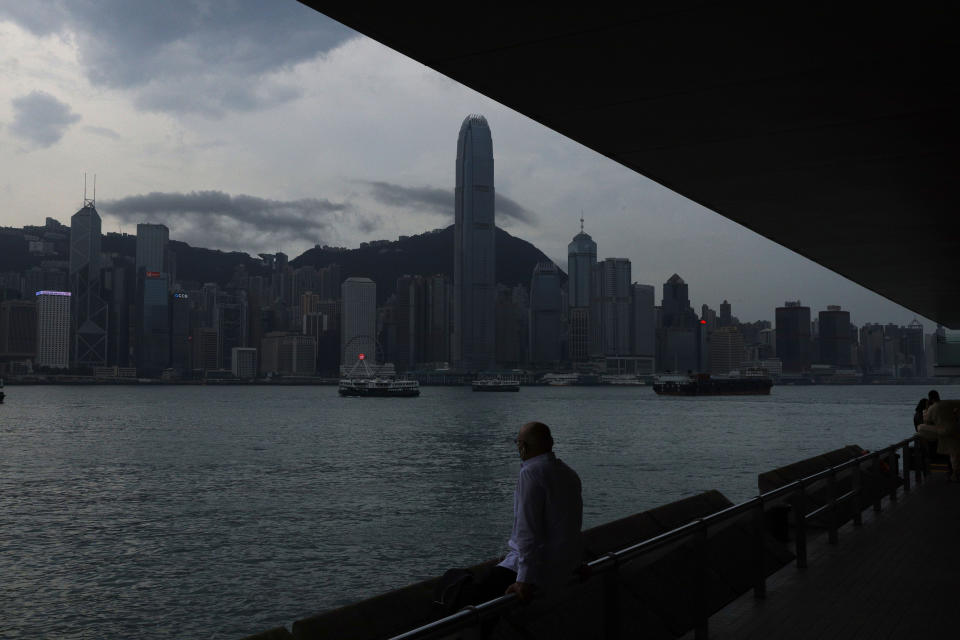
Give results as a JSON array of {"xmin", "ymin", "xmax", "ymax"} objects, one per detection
[{"xmin": 0, "ymin": 1, "xmax": 934, "ymax": 328}]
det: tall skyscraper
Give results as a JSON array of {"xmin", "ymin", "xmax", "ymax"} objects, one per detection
[
  {"xmin": 657, "ymin": 274, "xmax": 703, "ymax": 373},
  {"xmin": 453, "ymin": 114, "xmax": 496, "ymax": 370},
  {"xmin": 597, "ymin": 258, "xmax": 632, "ymax": 356},
  {"xmin": 630, "ymin": 283, "xmax": 655, "ymax": 359},
  {"xmin": 135, "ymin": 223, "xmax": 169, "ymax": 273},
  {"xmin": 661, "ymin": 274, "xmax": 697, "ymax": 328},
  {"xmin": 776, "ymin": 301, "xmax": 812, "ymax": 373},
  {"xmin": 567, "ymin": 219, "xmax": 597, "ymax": 361},
  {"xmin": 170, "ymin": 291, "xmax": 192, "ymax": 372},
  {"xmin": 818, "ymin": 305, "xmax": 852, "ymax": 366},
  {"xmin": 69, "ymin": 202, "xmax": 108, "ymax": 367},
  {"xmin": 136, "ymin": 272, "xmax": 170, "ymax": 375},
  {"xmin": 719, "ymin": 300, "xmax": 732, "ymax": 327},
  {"xmin": 36, "ymin": 290, "xmax": 71, "ymax": 369},
  {"xmin": 0, "ymin": 299, "xmax": 38, "ymax": 361},
  {"xmin": 529, "ymin": 262, "xmax": 562, "ymax": 365},
  {"xmin": 341, "ymin": 277, "xmax": 377, "ymax": 366}
]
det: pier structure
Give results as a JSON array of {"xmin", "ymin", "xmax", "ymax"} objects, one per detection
[{"xmin": 244, "ymin": 434, "xmax": 958, "ymax": 639}]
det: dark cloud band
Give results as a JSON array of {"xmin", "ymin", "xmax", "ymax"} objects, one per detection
[
  {"xmin": 99, "ymin": 190, "xmax": 364, "ymax": 255},
  {"xmin": 362, "ymin": 180, "xmax": 537, "ymax": 225}
]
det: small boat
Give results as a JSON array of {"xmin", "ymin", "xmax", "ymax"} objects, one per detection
[
  {"xmin": 652, "ymin": 373, "xmax": 772, "ymax": 396},
  {"xmin": 541, "ymin": 372, "xmax": 579, "ymax": 386},
  {"xmin": 338, "ymin": 356, "xmax": 419, "ymax": 397},
  {"xmin": 472, "ymin": 377, "xmax": 520, "ymax": 392}
]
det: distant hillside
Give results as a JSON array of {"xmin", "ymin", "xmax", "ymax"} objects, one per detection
[
  {"xmin": 292, "ymin": 225, "xmax": 565, "ymax": 303},
  {"xmin": 99, "ymin": 234, "xmax": 268, "ymax": 284},
  {"xmin": 3, "ymin": 222, "xmax": 563, "ymax": 304}
]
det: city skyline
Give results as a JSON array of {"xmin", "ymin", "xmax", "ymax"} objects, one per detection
[{"xmin": 0, "ymin": 2, "xmax": 936, "ymax": 329}]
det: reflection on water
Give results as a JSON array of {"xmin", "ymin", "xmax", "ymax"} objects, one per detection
[{"xmin": 0, "ymin": 384, "xmax": 934, "ymax": 638}]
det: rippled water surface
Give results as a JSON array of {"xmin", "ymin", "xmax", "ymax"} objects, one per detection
[{"xmin": 0, "ymin": 384, "xmax": 937, "ymax": 638}]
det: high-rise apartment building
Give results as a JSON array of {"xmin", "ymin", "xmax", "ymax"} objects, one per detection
[
  {"xmin": 529, "ymin": 262, "xmax": 562, "ymax": 365},
  {"xmin": 70, "ymin": 203, "xmax": 109, "ymax": 367},
  {"xmin": 776, "ymin": 301, "xmax": 812, "ymax": 373},
  {"xmin": 709, "ymin": 326, "xmax": 745, "ymax": 374},
  {"xmin": 36, "ymin": 290, "xmax": 71, "ymax": 369},
  {"xmin": 341, "ymin": 277, "xmax": 376, "ymax": 366},
  {"xmin": 453, "ymin": 114, "xmax": 496, "ymax": 370},
  {"xmin": 567, "ymin": 220, "xmax": 597, "ymax": 361}
]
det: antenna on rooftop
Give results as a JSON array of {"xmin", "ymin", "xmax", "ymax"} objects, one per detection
[
  {"xmin": 580, "ymin": 210, "xmax": 584, "ymax": 233},
  {"xmin": 82, "ymin": 173, "xmax": 96, "ymax": 208}
]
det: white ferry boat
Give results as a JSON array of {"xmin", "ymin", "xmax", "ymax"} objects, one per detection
[
  {"xmin": 600, "ymin": 374, "xmax": 645, "ymax": 386},
  {"xmin": 338, "ymin": 356, "xmax": 420, "ymax": 398},
  {"xmin": 472, "ymin": 377, "xmax": 520, "ymax": 392},
  {"xmin": 540, "ymin": 372, "xmax": 579, "ymax": 386}
]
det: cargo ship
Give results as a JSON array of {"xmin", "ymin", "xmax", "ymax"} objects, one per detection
[{"xmin": 652, "ymin": 373, "xmax": 772, "ymax": 396}]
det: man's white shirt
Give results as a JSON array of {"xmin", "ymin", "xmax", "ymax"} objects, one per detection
[{"xmin": 498, "ymin": 452, "xmax": 583, "ymax": 586}]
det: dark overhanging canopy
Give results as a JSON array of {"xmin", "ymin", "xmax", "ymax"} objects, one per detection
[{"xmin": 305, "ymin": 3, "xmax": 959, "ymax": 328}]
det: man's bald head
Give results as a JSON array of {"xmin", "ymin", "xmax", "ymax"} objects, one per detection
[{"xmin": 517, "ymin": 421, "xmax": 554, "ymax": 460}]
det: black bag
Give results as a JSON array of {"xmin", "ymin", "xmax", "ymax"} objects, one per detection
[{"xmin": 433, "ymin": 568, "xmax": 475, "ymax": 612}]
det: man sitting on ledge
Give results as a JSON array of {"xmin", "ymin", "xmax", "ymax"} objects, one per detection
[{"xmin": 439, "ymin": 421, "xmax": 584, "ymax": 609}]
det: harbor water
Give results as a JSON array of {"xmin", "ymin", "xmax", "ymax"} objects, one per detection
[{"xmin": 0, "ymin": 384, "xmax": 937, "ymax": 638}]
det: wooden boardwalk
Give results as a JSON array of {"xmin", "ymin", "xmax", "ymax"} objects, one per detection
[{"xmin": 684, "ymin": 475, "xmax": 960, "ymax": 639}]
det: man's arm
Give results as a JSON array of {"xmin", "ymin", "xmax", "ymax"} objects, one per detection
[{"xmin": 509, "ymin": 469, "xmax": 546, "ymax": 593}]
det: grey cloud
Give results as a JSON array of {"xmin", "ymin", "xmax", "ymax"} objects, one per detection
[
  {"xmin": 99, "ymin": 190, "xmax": 358, "ymax": 254},
  {"xmin": 363, "ymin": 181, "xmax": 537, "ymax": 225},
  {"xmin": 8, "ymin": 91, "xmax": 81, "ymax": 148},
  {"xmin": 1, "ymin": 1, "xmax": 356, "ymax": 117},
  {"xmin": 84, "ymin": 125, "xmax": 120, "ymax": 139}
]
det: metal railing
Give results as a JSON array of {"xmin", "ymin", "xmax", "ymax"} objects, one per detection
[{"xmin": 388, "ymin": 435, "xmax": 928, "ymax": 640}]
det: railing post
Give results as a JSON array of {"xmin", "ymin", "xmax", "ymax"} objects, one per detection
[
  {"xmin": 694, "ymin": 520, "xmax": 709, "ymax": 640},
  {"xmin": 873, "ymin": 453, "xmax": 882, "ymax": 512},
  {"xmin": 793, "ymin": 481, "xmax": 807, "ymax": 569},
  {"xmin": 902, "ymin": 442, "xmax": 911, "ymax": 493},
  {"xmin": 916, "ymin": 437, "xmax": 926, "ymax": 483},
  {"xmin": 752, "ymin": 497, "xmax": 766, "ymax": 599},
  {"xmin": 602, "ymin": 554, "xmax": 620, "ymax": 640},
  {"xmin": 888, "ymin": 450, "xmax": 898, "ymax": 503},
  {"xmin": 851, "ymin": 459, "xmax": 863, "ymax": 527},
  {"xmin": 826, "ymin": 467, "xmax": 838, "ymax": 545}
]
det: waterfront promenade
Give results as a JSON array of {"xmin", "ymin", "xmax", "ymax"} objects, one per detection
[{"xmin": 684, "ymin": 472, "xmax": 959, "ymax": 639}]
